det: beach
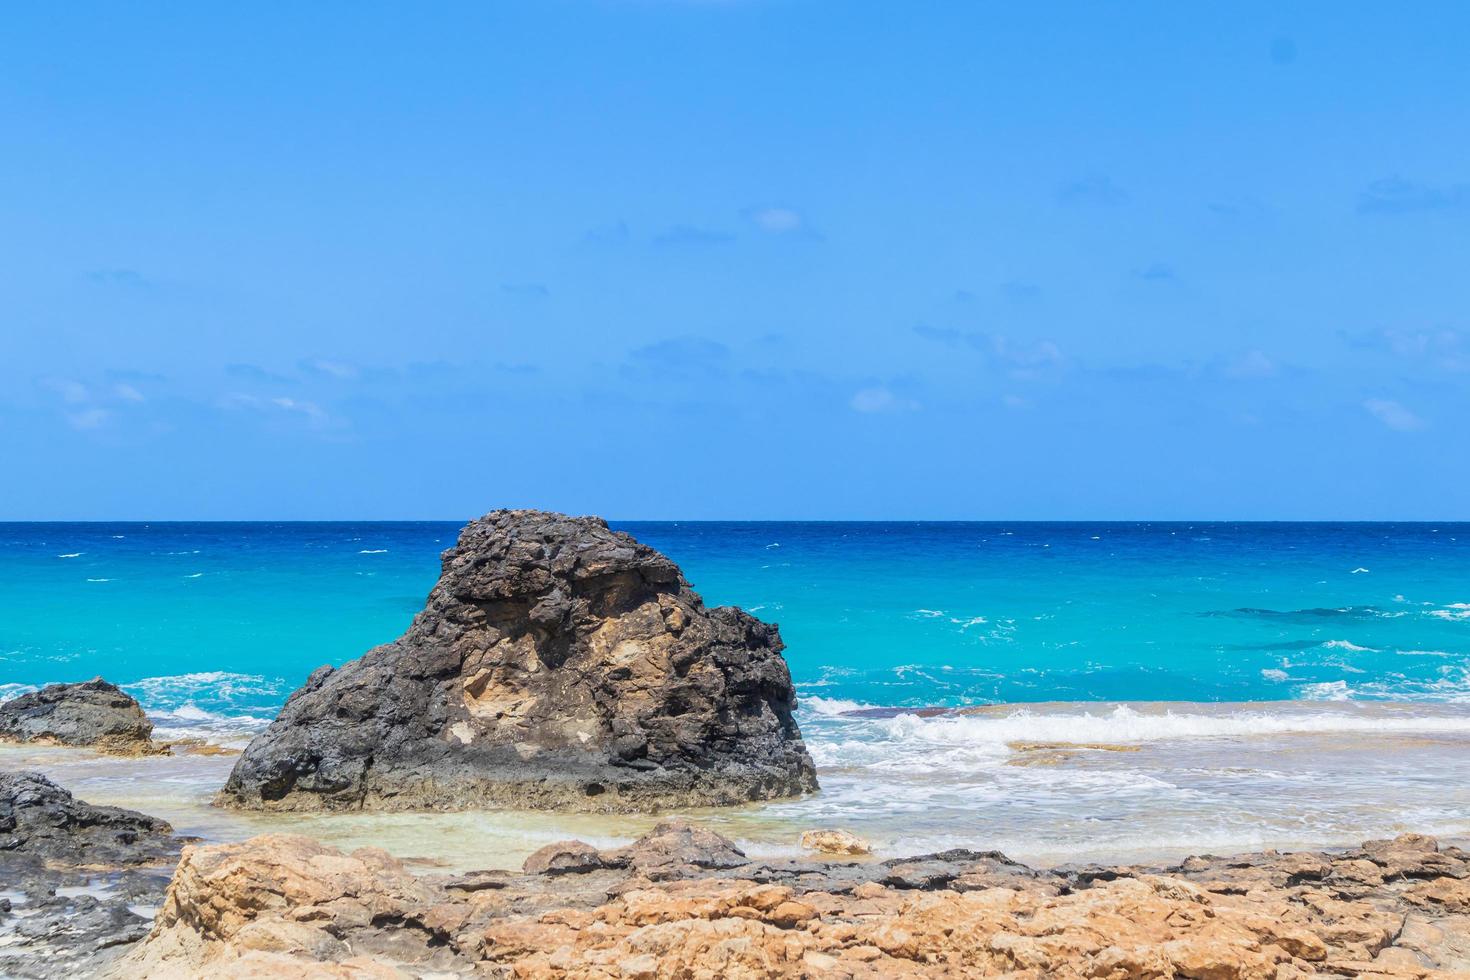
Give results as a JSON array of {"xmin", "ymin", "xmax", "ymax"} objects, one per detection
[
  {"xmin": 4, "ymin": 521, "xmax": 1469, "ymax": 864},
  {"xmin": 5, "ymin": 519, "xmax": 1470, "ymax": 975}
]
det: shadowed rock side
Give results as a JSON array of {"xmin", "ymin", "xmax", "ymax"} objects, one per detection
[
  {"xmin": 0, "ymin": 678, "xmax": 163, "ymax": 755},
  {"xmin": 218, "ymin": 510, "xmax": 817, "ymax": 813},
  {"xmin": 0, "ymin": 770, "xmax": 187, "ymax": 979},
  {"xmin": 115, "ymin": 825, "xmax": 1470, "ymax": 978}
]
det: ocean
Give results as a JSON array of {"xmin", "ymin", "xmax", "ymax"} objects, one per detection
[{"xmin": 3, "ymin": 520, "xmax": 1469, "ymax": 867}]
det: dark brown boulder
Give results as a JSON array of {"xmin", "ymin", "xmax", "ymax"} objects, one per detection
[{"xmin": 218, "ymin": 510, "xmax": 818, "ymax": 812}]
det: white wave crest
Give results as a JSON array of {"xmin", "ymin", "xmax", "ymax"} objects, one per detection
[
  {"xmin": 359, "ymin": 549, "xmax": 389, "ymax": 554},
  {"xmin": 122, "ymin": 671, "xmax": 287, "ymax": 711},
  {"xmin": 836, "ymin": 703, "xmax": 1470, "ymax": 749},
  {"xmin": 801, "ymin": 696, "xmax": 873, "ymax": 717},
  {"xmin": 148, "ymin": 703, "xmax": 274, "ymax": 746}
]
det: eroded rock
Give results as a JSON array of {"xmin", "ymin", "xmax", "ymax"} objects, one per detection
[
  {"xmin": 218, "ymin": 510, "xmax": 817, "ymax": 813},
  {"xmin": 0, "ymin": 678, "xmax": 162, "ymax": 755},
  {"xmin": 113, "ymin": 827, "xmax": 1470, "ymax": 979}
]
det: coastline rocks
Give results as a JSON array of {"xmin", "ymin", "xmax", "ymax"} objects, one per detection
[
  {"xmin": 218, "ymin": 510, "xmax": 817, "ymax": 813},
  {"xmin": 0, "ymin": 678, "xmax": 163, "ymax": 755},
  {"xmin": 114, "ymin": 828, "xmax": 1470, "ymax": 978},
  {"xmin": 0, "ymin": 769, "xmax": 181, "ymax": 866},
  {"xmin": 802, "ymin": 828, "xmax": 873, "ymax": 855},
  {"xmin": 0, "ymin": 770, "xmax": 186, "ymax": 979}
]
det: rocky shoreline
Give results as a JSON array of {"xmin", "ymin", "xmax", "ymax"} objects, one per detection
[
  {"xmin": 0, "ymin": 771, "xmax": 188, "ymax": 979},
  {"xmin": 7, "ymin": 765, "xmax": 1470, "ymax": 978},
  {"xmin": 104, "ymin": 819, "xmax": 1470, "ymax": 978},
  {"xmin": 8, "ymin": 511, "xmax": 1470, "ymax": 976}
]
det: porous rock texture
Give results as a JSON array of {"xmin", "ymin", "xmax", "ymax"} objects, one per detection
[
  {"xmin": 114, "ymin": 825, "xmax": 1470, "ymax": 979},
  {"xmin": 219, "ymin": 510, "xmax": 817, "ymax": 813},
  {"xmin": 0, "ymin": 770, "xmax": 186, "ymax": 979},
  {"xmin": 0, "ymin": 678, "xmax": 162, "ymax": 755}
]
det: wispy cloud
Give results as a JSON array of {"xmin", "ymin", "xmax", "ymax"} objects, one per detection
[
  {"xmin": 1357, "ymin": 177, "xmax": 1470, "ymax": 215},
  {"xmin": 1057, "ymin": 174, "xmax": 1128, "ymax": 206},
  {"xmin": 1221, "ymin": 350, "xmax": 1278, "ymax": 380},
  {"xmin": 41, "ymin": 378, "xmax": 90, "ymax": 404},
  {"xmin": 66, "ymin": 408, "xmax": 109, "ymax": 430},
  {"xmin": 299, "ymin": 358, "xmax": 358, "ymax": 380},
  {"xmin": 85, "ymin": 268, "xmax": 146, "ymax": 286},
  {"xmin": 1341, "ymin": 327, "xmax": 1468, "ymax": 371},
  {"xmin": 583, "ymin": 220, "xmax": 631, "ymax": 246},
  {"xmin": 1363, "ymin": 398, "xmax": 1425, "ymax": 431},
  {"xmin": 501, "ymin": 282, "xmax": 551, "ymax": 299},
  {"xmin": 1134, "ymin": 262, "xmax": 1176, "ymax": 282},
  {"xmin": 850, "ymin": 386, "xmax": 919, "ymax": 413},
  {"xmin": 911, "ymin": 327, "xmax": 1065, "ymax": 381},
  {"xmin": 221, "ymin": 392, "xmax": 339, "ymax": 431},
  {"xmin": 624, "ymin": 336, "xmax": 730, "ymax": 380},
  {"xmin": 1000, "ymin": 279, "xmax": 1042, "ymax": 301},
  {"xmin": 1217, "ymin": 351, "xmax": 1275, "ymax": 382},
  {"xmin": 227, "ymin": 363, "xmax": 295, "ymax": 384},
  {"xmin": 653, "ymin": 224, "xmax": 735, "ymax": 247},
  {"xmin": 740, "ymin": 205, "xmax": 821, "ymax": 240}
]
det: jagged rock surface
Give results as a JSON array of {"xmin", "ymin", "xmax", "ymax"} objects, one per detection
[
  {"xmin": 0, "ymin": 678, "xmax": 161, "ymax": 755},
  {"xmin": 0, "ymin": 770, "xmax": 186, "ymax": 979},
  {"xmin": 115, "ymin": 827, "xmax": 1470, "ymax": 979},
  {"xmin": 218, "ymin": 510, "xmax": 817, "ymax": 813}
]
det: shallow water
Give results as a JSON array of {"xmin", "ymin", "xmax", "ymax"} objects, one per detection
[
  {"xmin": 2, "ymin": 521, "xmax": 1469, "ymax": 865},
  {"xmin": 7, "ymin": 699, "xmax": 1470, "ymax": 870}
]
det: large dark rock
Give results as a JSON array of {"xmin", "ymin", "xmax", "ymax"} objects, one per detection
[
  {"xmin": 0, "ymin": 770, "xmax": 186, "ymax": 979},
  {"xmin": 0, "ymin": 678, "xmax": 161, "ymax": 755},
  {"xmin": 219, "ymin": 509, "xmax": 818, "ymax": 813},
  {"xmin": 0, "ymin": 769, "xmax": 181, "ymax": 866}
]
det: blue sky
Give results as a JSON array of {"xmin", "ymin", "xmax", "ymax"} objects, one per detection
[{"xmin": 4, "ymin": 1, "xmax": 1467, "ymax": 519}]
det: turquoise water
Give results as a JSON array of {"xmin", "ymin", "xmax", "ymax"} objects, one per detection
[
  {"xmin": 6, "ymin": 520, "xmax": 1470, "ymax": 865},
  {"xmin": 3, "ymin": 521, "xmax": 1468, "ymax": 715}
]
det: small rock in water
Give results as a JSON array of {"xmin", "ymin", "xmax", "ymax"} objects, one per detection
[
  {"xmin": 0, "ymin": 677, "xmax": 165, "ymax": 755},
  {"xmin": 801, "ymin": 828, "xmax": 873, "ymax": 855}
]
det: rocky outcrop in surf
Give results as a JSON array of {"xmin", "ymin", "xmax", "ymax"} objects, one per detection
[
  {"xmin": 0, "ymin": 678, "xmax": 162, "ymax": 755},
  {"xmin": 218, "ymin": 509, "xmax": 817, "ymax": 813},
  {"xmin": 115, "ymin": 827, "xmax": 1470, "ymax": 978}
]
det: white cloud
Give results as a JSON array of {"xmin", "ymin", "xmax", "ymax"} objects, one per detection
[
  {"xmin": 850, "ymin": 387, "xmax": 918, "ymax": 413},
  {"xmin": 114, "ymin": 383, "xmax": 145, "ymax": 402},
  {"xmin": 43, "ymin": 379, "xmax": 90, "ymax": 404},
  {"xmin": 1363, "ymin": 398, "xmax": 1425, "ymax": 432},
  {"xmin": 66, "ymin": 408, "xmax": 109, "ymax": 430},
  {"xmin": 746, "ymin": 206, "xmax": 803, "ymax": 233},
  {"xmin": 302, "ymin": 358, "xmax": 358, "ymax": 379},
  {"xmin": 270, "ymin": 396, "xmax": 330, "ymax": 425},
  {"xmin": 222, "ymin": 393, "xmax": 336, "ymax": 430},
  {"xmin": 1223, "ymin": 350, "xmax": 1278, "ymax": 380}
]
